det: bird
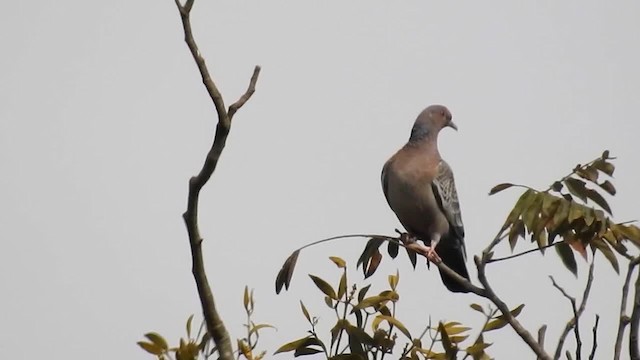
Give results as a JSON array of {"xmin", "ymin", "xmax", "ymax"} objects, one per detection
[{"xmin": 381, "ymin": 104, "xmax": 470, "ymax": 293}]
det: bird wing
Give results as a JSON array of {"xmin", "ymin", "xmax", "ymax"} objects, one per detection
[
  {"xmin": 381, "ymin": 160, "xmax": 391, "ymax": 206},
  {"xmin": 431, "ymin": 160, "xmax": 466, "ymax": 256}
]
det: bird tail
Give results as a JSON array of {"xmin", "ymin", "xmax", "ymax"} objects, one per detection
[{"xmin": 436, "ymin": 241, "xmax": 470, "ymax": 293}]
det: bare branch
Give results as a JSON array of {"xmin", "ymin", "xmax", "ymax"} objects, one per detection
[
  {"xmin": 552, "ymin": 259, "xmax": 596, "ymax": 360},
  {"xmin": 174, "ymin": 1, "xmax": 261, "ymax": 360},
  {"xmin": 228, "ymin": 66, "xmax": 261, "ymax": 120},
  {"xmin": 486, "ymin": 242, "xmax": 563, "ymax": 264},
  {"xmin": 404, "ymin": 241, "xmax": 486, "ymax": 296},
  {"xmin": 474, "ymin": 253, "xmax": 552, "ymax": 360},
  {"xmin": 614, "ymin": 257, "xmax": 640, "ymax": 360},
  {"xmin": 588, "ymin": 315, "xmax": 599, "ymax": 360},
  {"xmin": 631, "ymin": 264, "xmax": 640, "ymax": 360},
  {"xmin": 538, "ymin": 325, "xmax": 548, "ymax": 360}
]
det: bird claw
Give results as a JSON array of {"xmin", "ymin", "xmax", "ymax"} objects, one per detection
[{"xmin": 425, "ymin": 247, "xmax": 442, "ymax": 263}]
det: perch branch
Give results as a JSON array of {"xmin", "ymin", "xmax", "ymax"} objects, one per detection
[
  {"xmin": 614, "ymin": 257, "xmax": 640, "ymax": 360},
  {"xmin": 174, "ymin": 1, "xmax": 261, "ymax": 360}
]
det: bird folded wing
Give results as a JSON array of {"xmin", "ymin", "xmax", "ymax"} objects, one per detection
[{"xmin": 431, "ymin": 160, "xmax": 466, "ymax": 255}]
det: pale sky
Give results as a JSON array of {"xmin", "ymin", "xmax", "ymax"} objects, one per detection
[{"xmin": 1, "ymin": 1, "xmax": 639, "ymax": 359}]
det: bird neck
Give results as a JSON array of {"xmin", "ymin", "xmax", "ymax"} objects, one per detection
[
  {"xmin": 408, "ymin": 122, "xmax": 440, "ymax": 143},
  {"xmin": 405, "ymin": 134, "xmax": 440, "ymax": 158}
]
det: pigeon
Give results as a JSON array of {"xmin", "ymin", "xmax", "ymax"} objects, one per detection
[{"xmin": 381, "ymin": 105, "xmax": 470, "ymax": 293}]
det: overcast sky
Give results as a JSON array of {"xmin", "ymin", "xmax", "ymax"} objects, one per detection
[{"xmin": 2, "ymin": 1, "xmax": 640, "ymax": 359}]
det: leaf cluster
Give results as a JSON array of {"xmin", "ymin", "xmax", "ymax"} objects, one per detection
[
  {"xmin": 276, "ymin": 258, "xmax": 524, "ymax": 359},
  {"xmin": 490, "ymin": 151, "xmax": 640, "ymax": 274}
]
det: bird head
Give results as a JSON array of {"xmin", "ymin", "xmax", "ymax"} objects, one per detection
[{"xmin": 409, "ymin": 104, "xmax": 456, "ymax": 142}]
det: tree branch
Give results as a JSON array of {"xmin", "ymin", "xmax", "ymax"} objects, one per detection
[
  {"xmin": 408, "ymin": 230, "xmax": 552, "ymax": 359},
  {"xmin": 486, "ymin": 242, "xmax": 563, "ymax": 264},
  {"xmin": 474, "ymin": 252, "xmax": 551, "ymax": 360},
  {"xmin": 538, "ymin": 325, "xmax": 548, "ymax": 360},
  {"xmin": 614, "ymin": 257, "xmax": 640, "ymax": 360},
  {"xmin": 174, "ymin": 1, "xmax": 261, "ymax": 360},
  {"xmin": 631, "ymin": 263, "xmax": 640, "ymax": 360},
  {"xmin": 551, "ymin": 258, "xmax": 595, "ymax": 360},
  {"xmin": 588, "ymin": 315, "xmax": 599, "ymax": 360}
]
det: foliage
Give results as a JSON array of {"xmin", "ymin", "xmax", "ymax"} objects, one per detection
[
  {"xmin": 276, "ymin": 257, "xmax": 527, "ymax": 360},
  {"xmin": 490, "ymin": 150, "xmax": 640, "ymax": 274},
  {"xmin": 137, "ymin": 287, "xmax": 273, "ymax": 360}
]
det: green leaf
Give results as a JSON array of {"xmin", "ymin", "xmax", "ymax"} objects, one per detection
[
  {"xmin": 357, "ymin": 237, "xmax": 385, "ymax": 268},
  {"xmin": 484, "ymin": 304, "xmax": 525, "ymax": 331},
  {"xmin": 345, "ymin": 324, "xmax": 376, "ymax": 346},
  {"xmin": 565, "ymin": 178, "xmax": 588, "ymax": 202},
  {"xmin": 488, "ymin": 183, "xmax": 515, "ymax": 195},
  {"xmin": 300, "ymin": 301, "xmax": 311, "ymax": 323},
  {"xmin": 186, "ymin": 314, "xmax": 194, "ymax": 338},
  {"xmin": 364, "ymin": 249, "xmax": 382, "ymax": 279},
  {"xmin": 372, "ymin": 315, "xmax": 412, "ymax": 339},
  {"xmin": 338, "ymin": 272, "xmax": 347, "ymax": 299},
  {"xmin": 329, "ymin": 256, "xmax": 346, "ymax": 268},
  {"xmin": 294, "ymin": 347, "xmax": 323, "ymax": 356},
  {"xmin": 274, "ymin": 336, "xmax": 312, "ymax": 354},
  {"xmin": 568, "ymin": 202, "xmax": 583, "ymax": 223},
  {"xmin": 501, "ymin": 189, "xmax": 535, "ymax": 231},
  {"xmin": 144, "ymin": 332, "xmax": 168, "ymax": 351},
  {"xmin": 137, "ymin": 341, "xmax": 164, "ymax": 355},
  {"xmin": 248, "ymin": 323, "xmax": 276, "ymax": 337},
  {"xmin": 309, "ymin": 275, "xmax": 337, "ymax": 300},
  {"xmin": 324, "ymin": 296, "xmax": 334, "ymax": 308},
  {"xmin": 405, "ymin": 246, "xmax": 418, "ymax": 269},
  {"xmin": 275, "ymin": 250, "xmax": 300, "ymax": 294},
  {"xmin": 388, "ymin": 270, "xmax": 399, "ymax": 291},
  {"xmin": 593, "ymin": 159, "xmax": 615, "ymax": 176},
  {"xmin": 438, "ymin": 322, "xmax": 456, "ymax": 359},
  {"xmin": 387, "ymin": 240, "xmax": 399, "ymax": 259},
  {"xmin": 591, "ymin": 238, "xmax": 620, "ymax": 273},
  {"xmin": 353, "ymin": 295, "xmax": 393, "ymax": 310},
  {"xmin": 555, "ymin": 242, "xmax": 578, "ymax": 276},
  {"xmin": 577, "ymin": 166, "xmax": 599, "ymax": 183},
  {"xmin": 243, "ymin": 286, "xmax": 250, "ymax": 312},
  {"xmin": 357, "ymin": 284, "xmax": 371, "ymax": 303},
  {"xmin": 599, "ymin": 180, "xmax": 616, "ymax": 195},
  {"xmin": 469, "ymin": 303, "xmax": 484, "ymax": 313},
  {"xmin": 508, "ymin": 219, "xmax": 525, "ymax": 251},
  {"xmin": 584, "ymin": 188, "xmax": 612, "ymax": 215}
]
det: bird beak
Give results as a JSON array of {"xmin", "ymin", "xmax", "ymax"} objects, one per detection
[{"xmin": 448, "ymin": 121, "xmax": 458, "ymax": 131}]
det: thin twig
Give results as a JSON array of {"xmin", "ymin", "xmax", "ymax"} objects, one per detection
[
  {"xmin": 552, "ymin": 259, "xmax": 596, "ymax": 360},
  {"xmin": 174, "ymin": 1, "xmax": 261, "ymax": 359},
  {"xmin": 486, "ymin": 242, "xmax": 563, "ymax": 263},
  {"xmin": 588, "ymin": 315, "xmax": 599, "ymax": 360},
  {"xmin": 614, "ymin": 257, "xmax": 640, "ymax": 360},
  {"xmin": 461, "ymin": 308, "xmax": 498, "ymax": 360}
]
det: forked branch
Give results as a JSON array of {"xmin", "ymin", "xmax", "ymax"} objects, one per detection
[{"xmin": 174, "ymin": 1, "xmax": 261, "ymax": 360}]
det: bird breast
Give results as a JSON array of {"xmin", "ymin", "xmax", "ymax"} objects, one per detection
[{"xmin": 385, "ymin": 164, "xmax": 450, "ymax": 239}]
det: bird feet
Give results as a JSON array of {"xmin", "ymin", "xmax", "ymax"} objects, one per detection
[
  {"xmin": 424, "ymin": 246, "xmax": 442, "ymax": 263},
  {"xmin": 397, "ymin": 231, "xmax": 442, "ymax": 264}
]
